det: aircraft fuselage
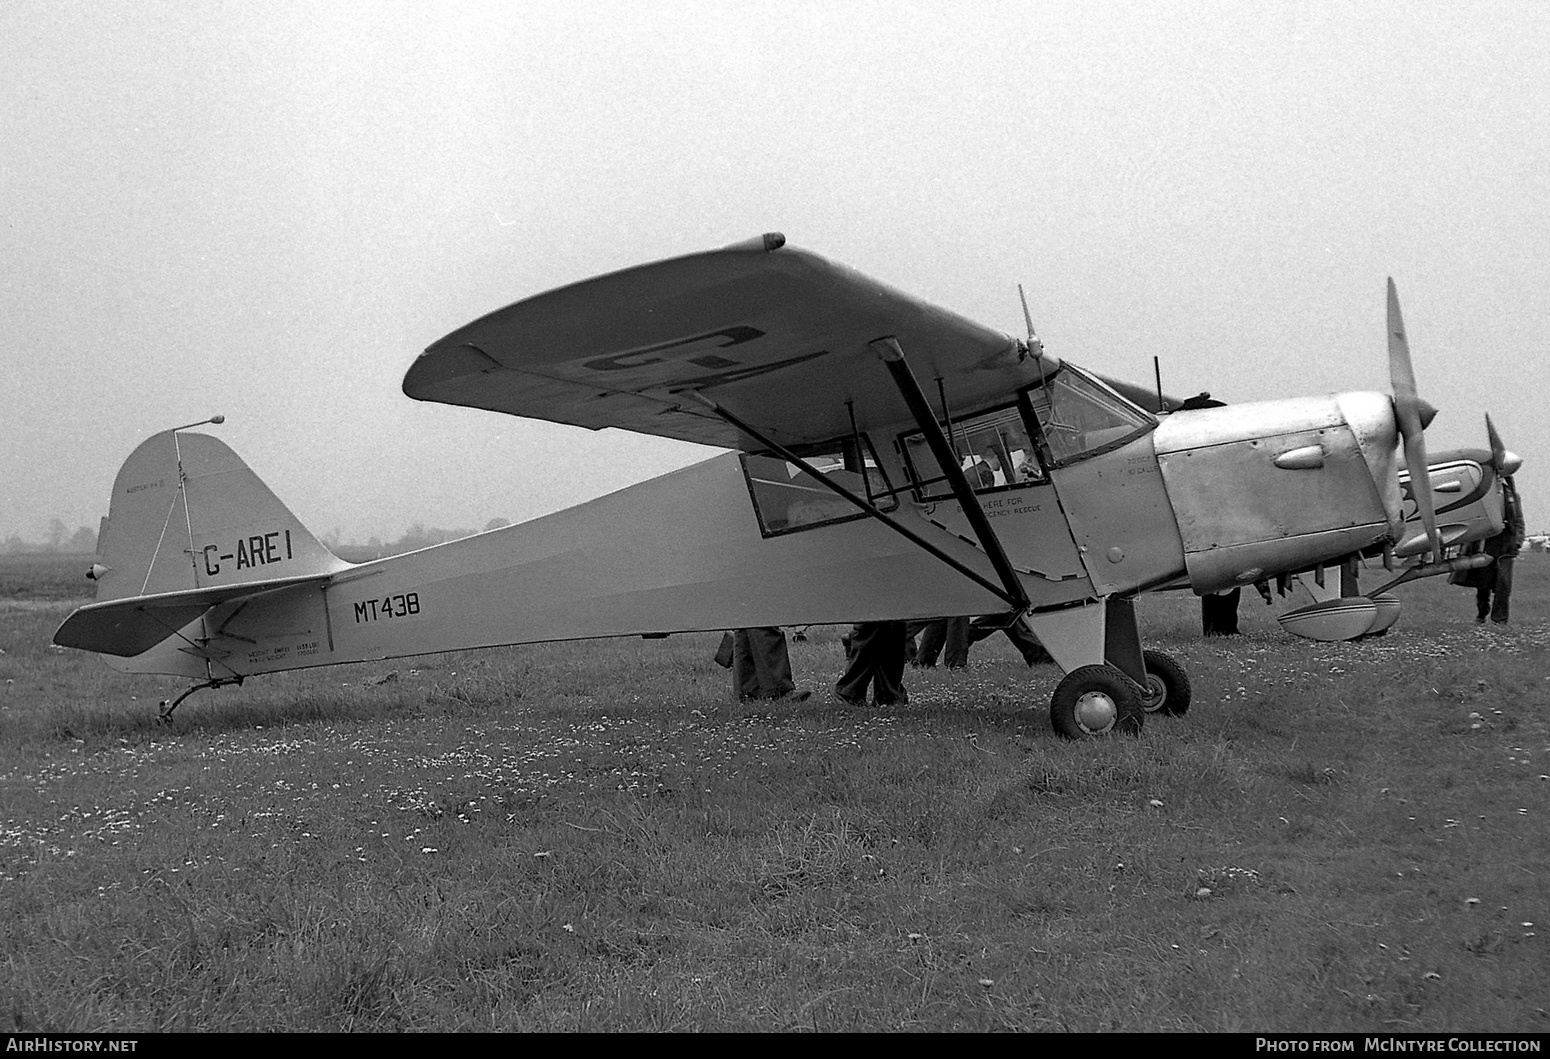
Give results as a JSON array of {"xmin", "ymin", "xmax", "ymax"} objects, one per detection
[{"xmin": 93, "ymin": 369, "xmax": 1408, "ymax": 683}]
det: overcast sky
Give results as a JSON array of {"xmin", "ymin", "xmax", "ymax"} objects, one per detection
[{"xmin": 4, "ymin": 0, "xmax": 1547, "ymax": 544}]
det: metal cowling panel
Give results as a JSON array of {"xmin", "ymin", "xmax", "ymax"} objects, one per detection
[{"xmin": 1155, "ymin": 419, "xmax": 1391, "ymax": 592}]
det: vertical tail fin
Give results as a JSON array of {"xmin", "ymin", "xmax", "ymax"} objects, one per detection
[{"xmin": 90, "ymin": 428, "xmax": 347, "ymax": 604}]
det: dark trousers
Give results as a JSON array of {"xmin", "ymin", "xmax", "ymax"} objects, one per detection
[
  {"xmin": 912, "ymin": 617, "xmax": 970, "ymax": 668},
  {"xmin": 835, "ymin": 621, "xmax": 907, "ymax": 705},
  {"xmin": 1202, "ymin": 588, "xmax": 1242, "ymax": 636},
  {"xmin": 732, "ymin": 627, "xmax": 796, "ymax": 699},
  {"xmin": 1476, "ymin": 556, "xmax": 1515, "ymax": 624},
  {"xmin": 968, "ymin": 616, "xmax": 1052, "ymax": 665}
]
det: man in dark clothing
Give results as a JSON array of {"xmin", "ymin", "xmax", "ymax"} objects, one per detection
[
  {"xmin": 1201, "ymin": 589, "xmax": 1242, "ymax": 636},
  {"xmin": 834, "ymin": 621, "xmax": 909, "ymax": 706},
  {"xmin": 1477, "ymin": 476, "xmax": 1526, "ymax": 624},
  {"xmin": 715, "ymin": 628, "xmax": 809, "ymax": 701},
  {"xmin": 910, "ymin": 616, "xmax": 971, "ymax": 669},
  {"xmin": 967, "ymin": 615, "xmax": 1053, "ymax": 665}
]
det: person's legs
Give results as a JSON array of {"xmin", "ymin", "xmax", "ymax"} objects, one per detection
[
  {"xmin": 745, "ymin": 626, "xmax": 795, "ymax": 696},
  {"xmin": 1490, "ymin": 557, "xmax": 1515, "ymax": 624},
  {"xmin": 866, "ymin": 621, "xmax": 908, "ymax": 706},
  {"xmin": 904, "ymin": 620, "xmax": 932, "ymax": 666},
  {"xmin": 915, "ymin": 619, "xmax": 947, "ymax": 667},
  {"xmin": 941, "ymin": 616, "xmax": 971, "ymax": 669},
  {"xmin": 1218, "ymin": 587, "xmax": 1242, "ymax": 635},
  {"xmin": 834, "ymin": 623, "xmax": 877, "ymax": 704},
  {"xmin": 1203, "ymin": 592, "xmax": 1239, "ymax": 636},
  {"xmin": 1001, "ymin": 618, "xmax": 1052, "ymax": 665},
  {"xmin": 732, "ymin": 630, "xmax": 762, "ymax": 699}
]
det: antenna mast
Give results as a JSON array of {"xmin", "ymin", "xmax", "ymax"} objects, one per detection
[{"xmin": 1017, "ymin": 284, "xmax": 1043, "ymax": 359}]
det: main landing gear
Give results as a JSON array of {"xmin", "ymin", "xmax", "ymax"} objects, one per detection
[
  {"xmin": 1028, "ymin": 598, "xmax": 1192, "ymax": 739},
  {"xmin": 1047, "ymin": 649, "xmax": 1190, "ymax": 738}
]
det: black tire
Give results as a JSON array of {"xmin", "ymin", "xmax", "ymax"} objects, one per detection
[
  {"xmin": 1050, "ymin": 665, "xmax": 1145, "ymax": 739},
  {"xmin": 1139, "ymin": 649, "xmax": 1192, "ymax": 717}
]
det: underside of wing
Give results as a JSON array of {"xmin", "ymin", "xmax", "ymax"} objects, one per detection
[{"xmin": 403, "ymin": 234, "xmax": 1043, "ymax": 450}]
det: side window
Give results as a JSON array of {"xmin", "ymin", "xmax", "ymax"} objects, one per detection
[
  {"xmin": 1027, "ymin": 367, "xmax": 1155, "ymax": 466},
  {"xmin": 900, "ymin": 406, "xmax": 1045, "ymax": 501},
  {"xmin": 741, "ymin": 438, "xmax": 896, "ymax": 537}
]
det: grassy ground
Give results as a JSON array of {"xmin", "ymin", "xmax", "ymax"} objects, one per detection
[{"xmin": 1, "ymin": 554, "xmax": 1547, "ymax": 1031}]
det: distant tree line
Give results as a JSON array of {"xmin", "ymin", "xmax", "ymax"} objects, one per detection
[
  {"xmin": 324, "ymin": 518, "xmax": 511, "ymax": 561},
  {"xmin": 1, "ymin": 519, "xmax": 97, "ymax": 555}
]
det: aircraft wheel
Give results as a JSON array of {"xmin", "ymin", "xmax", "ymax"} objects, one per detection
[
  {"xmin": 1139, "ymin": 649, "xmax": 1192, "ymax": 717},
  {"xmin": 1050, "ymin": 665, "xmax": 1144, "ymax": 739}
]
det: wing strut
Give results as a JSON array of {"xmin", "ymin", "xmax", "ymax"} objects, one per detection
[
  {"xmin": 871, "ymin": 336, "xmax": 1031, "ymax": 614},
  {"xmin": 685, "ymin": 394, "xmax": 1025, "ymax": 611}
]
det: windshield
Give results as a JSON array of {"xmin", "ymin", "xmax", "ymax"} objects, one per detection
[{"xmin": 1027, "ymin": 366, "xmax": 1155, "ymax": 465}]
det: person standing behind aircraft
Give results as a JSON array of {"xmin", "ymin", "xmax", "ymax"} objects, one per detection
[
  {"xmin": 1201, "ymin": 588, "xmax": 1242, "ymax": 636},
  {"xmin": 1477, "ymin": 475, "xmax": 1526, "ymax": 624},
  {"xmin": 910, "ymin": 616, "xmax": 970, "ymax": 669},
  {"xmin": 834, "ymin": 621, "xmax": 909, "ymax": 706},
  {"xmin": 966, "ymin": 615, "xmax": 1052, "ymax": 665},
  {"xmin": 714, "ymin": 628, "xmax": 810, "ymax": 701}
]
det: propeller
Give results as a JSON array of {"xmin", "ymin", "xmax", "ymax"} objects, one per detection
[
  {"xmin": 1387, "ymin": 278, "xmax": 1442, "ymax": 562},
  {"xmin": 1485, "ymin": 414, "xmax": 1524, "ymax": 476}
]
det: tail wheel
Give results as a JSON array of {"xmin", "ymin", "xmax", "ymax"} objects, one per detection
[
  {"xmin": 1139, "ymin": 649, "xmax": 1192, "ymax": 717},
  {"xmin": 1050, "ymin": 665, "xmax": 1145, "ymax": 739}
]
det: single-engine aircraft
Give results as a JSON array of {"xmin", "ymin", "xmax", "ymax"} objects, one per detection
[{"xmin": 54, "ymin": 234, "xmax": 1492, "ymax": 737}]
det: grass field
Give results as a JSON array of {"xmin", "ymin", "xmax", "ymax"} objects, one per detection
[{"xmin": 2, "ymin": 553, "xmax": 1547, "ymax": 1031}]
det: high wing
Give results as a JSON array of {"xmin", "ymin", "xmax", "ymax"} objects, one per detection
[{"xmin": 402, "ymin": 234, "xmax": 1045, "ymax": 450}]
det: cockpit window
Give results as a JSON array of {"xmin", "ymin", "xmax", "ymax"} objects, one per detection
[
  {"xmin": 900, "ymin": 405, "xmax": 1045, "ymax": 502},
  {"xmin": 741, "ymin": 436, "xmax": 896, "ymax": 537},
  {"xmin": 1026, "ymin": 367, "xmax": 1155, "ymax": 466}
]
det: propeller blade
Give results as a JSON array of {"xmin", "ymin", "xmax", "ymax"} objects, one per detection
[
  {"xmin": 1484, "ymin": 414, "xmax": 1524, "ymax": 476},
  {"xmin": 1388, "ymin": 279, "xmax": 1419, "ymax": 406},
  {"xmin": 1486, "ymin": 413, "xmax": 1506, "ymax": 469},
  {"xmin": 1388, "ymin": 279, "xmax": 1441, "ymax": 561}
]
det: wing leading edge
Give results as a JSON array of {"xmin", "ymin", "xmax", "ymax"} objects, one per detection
[{"xmin": 403, "ymin": 235, "xmax": 1043, "ymax": 451}]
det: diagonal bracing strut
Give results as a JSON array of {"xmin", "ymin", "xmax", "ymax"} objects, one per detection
[{"xmin": 869, "ymin": 335, "xmax": 1031, "ymax": 614}]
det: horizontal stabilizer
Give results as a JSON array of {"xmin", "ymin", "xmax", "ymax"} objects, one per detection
[{"xmin": 54, "ymin": 573, "xmax": 334, "ymax": 656}]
